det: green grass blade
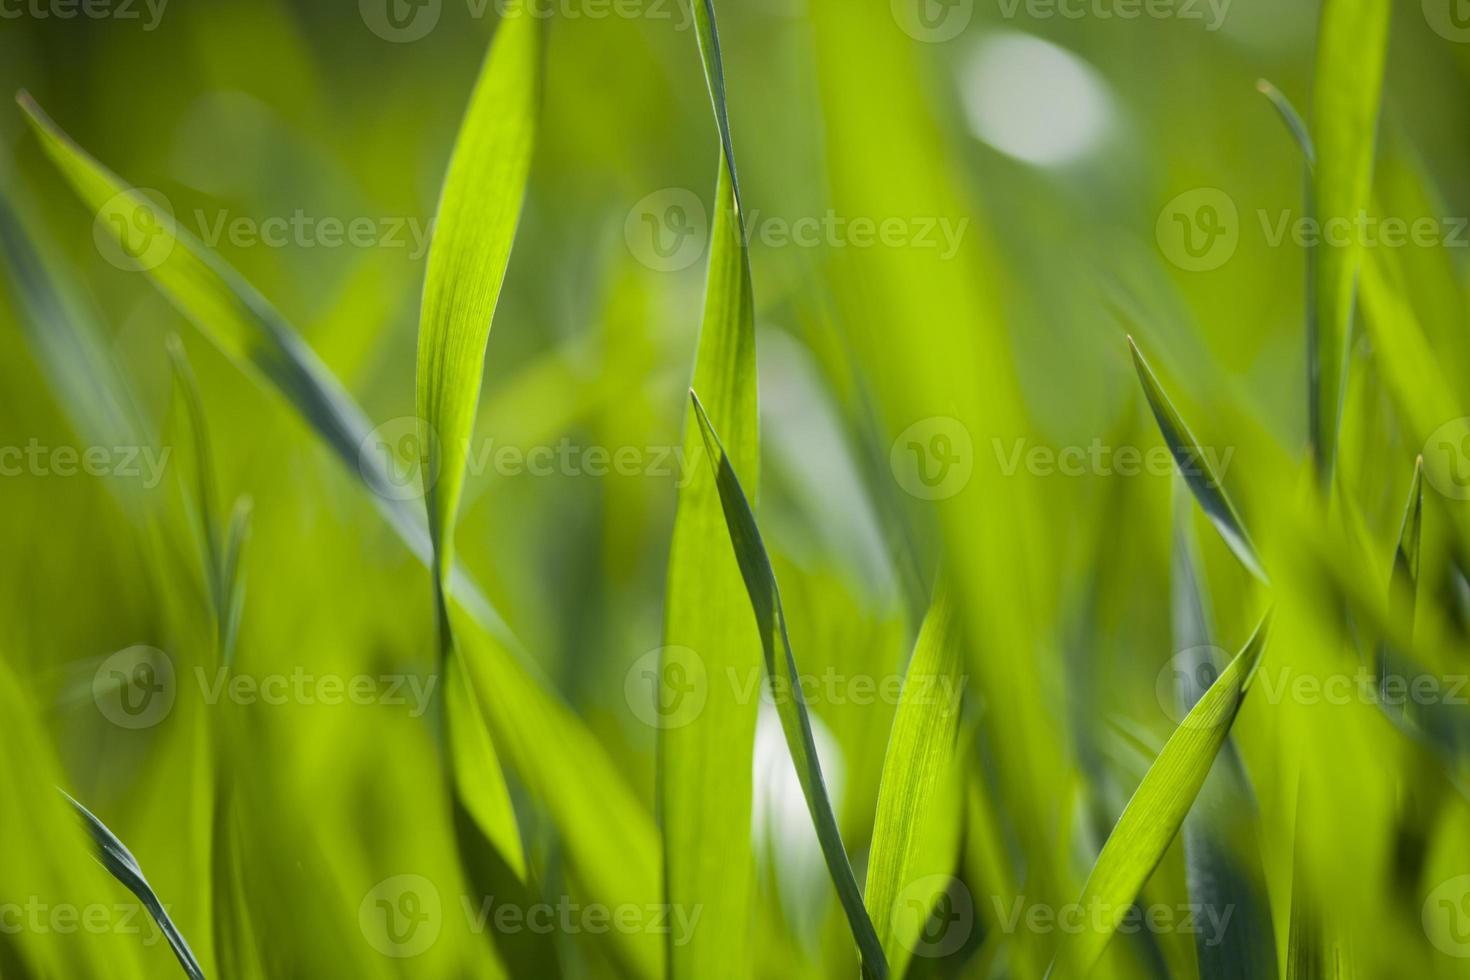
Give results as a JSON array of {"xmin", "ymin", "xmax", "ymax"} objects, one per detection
[
  {"xmin": 1309, "ymin": 0, "xmax": 1390, "ymax": 483},
  {"xmin": 61, "ymin": 791, "xmax": 206, "ymax": 980},
  {"xmin": 1128, "ymin": 337, "xmax": 1267, "ymax": 584},
  {"xmin": 659, "ymin": 2, "xmax": 761, "ymax": 977},
  {"xmin": 1171, "ymin": 495, "xmax": 1277, "ymax": 980},
  {"xmin": 415, "ymin": 1, "xmax": 540, "ymax": 624},
  {"xmin": 690, "ymin": 390, "xmax": 888, "ymax": 980},
  {"xmin": 863, "ymin": 587, "xmax": 964, "ymax": 979},
  {"xmin": 1051, "ymin": 611, "xmax": 1272, "ymax": 977}
]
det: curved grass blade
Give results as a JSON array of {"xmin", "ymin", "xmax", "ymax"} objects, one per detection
[
  {"xmin": 659, "ymin": 2, "xmax": 761, "ymax": 977},
  {"xmin": 864, "ymin": 586, "xmax": 965, "ymax": 979},
  {"xmin": 1128, "ymin": 337, "xmax": 1267, "ymax": 584},
  {"xmin": 690, "ymin": 390, "xmax": 888, "ymax": 980},
  {"xmin": 61, "ymin": 791, "xmax": 205, "ymax": 980},
  {"xmin": 1309, "ymin": 0, "xmax": 1390, "ymax": 484},
  {"xmin": 1050, "ymin": 611, "xmax": 1272, "ymax": 977},
  {"xmin": 1171, "ymin": 492, "xmax": 1277, "ymax": 980},
  {"xmin": 415, "ymin": 0, "xmax": 540, "ymax": 633}
]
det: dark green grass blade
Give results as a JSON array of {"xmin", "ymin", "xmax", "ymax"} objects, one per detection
[
  {"xmin": 61, "ymin": 791, "xmax": 206, "ymax": 980},
  {"xmin": 690, "ymin": 390, "xmax": 889, "ymax": 980},
  {"xmin": 1128, "ymin": 337, "xmax": 1267, "ymax": 584}
]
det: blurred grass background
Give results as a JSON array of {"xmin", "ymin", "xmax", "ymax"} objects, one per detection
[{"xmin": 1, "ymin": 0, "xmax": 1470, "ymax": 977}]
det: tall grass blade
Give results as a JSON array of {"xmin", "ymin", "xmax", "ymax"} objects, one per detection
[
  {"xmin": 1050, "ymin": 611, "xmax": 1271, "ymax": 977},
  {"xmin": 1310, "ymin": 0, "xmax": 1390, "ymax": 483},
  {"xmin": 690, "ymin": 390, "xmax": 888, "ymax": 980},
  {"xmin": 659, "ymin": 2, "xmax": 761, "ymax": 977},
  {"xmin": 1128, "ymin": 336, "xmax": 1267, "ymax": 583},
  {"xmin": 863, "ymin": 587, "xmax": 964, "ymax": 979},
  {"xmin": 62, "ymin": 791, "xmax": 206, "ymax": 980},
  {"xmin": 415, "ymin": 0, "xmax": 540, "ymax": 630}
]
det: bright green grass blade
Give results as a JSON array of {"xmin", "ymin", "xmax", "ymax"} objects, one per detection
[
  {"xmin": 1310, "ymin": 0, "xmax": 1390, "ymax": 483},
  {"xmin": 863, "ymin": 587, "xmax": 964, "ymax": 979},
  {"xmin": 690, "ymin": 390, "xmax": 888, "ymax": 980},
  {"xmin": 1050, "ymin": 611, "xmax": 1272, "ymax": 977},
  {"xmin": 1171, "ymin": 493, "xmax": 1277, "ymax": 980},
  {"xmin": 165, "ymin": 337, "xmax": 228, "ymax": 641},
  {"xmin": 658, "ymin": 2, "xmax": 761, "ymax": 977},
  {"xmin": 415, "ymin": 0, "xmax": 540, "ymax": 622},
  {"xmin": 1128, "ymin": 337, "xmax": 1268, "ymax": 584},
  {"xmin": 446, "ymin": 652, "xmax": 526, "ymax": 882},
  {"xmin": 62, "ymin": 791, "xmax": 206, "ymax": 980}
]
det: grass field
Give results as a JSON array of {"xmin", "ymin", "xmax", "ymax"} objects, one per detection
[{"xmin": 1, "ymin": 0, "xmax": 1469, "ymax": 977}]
